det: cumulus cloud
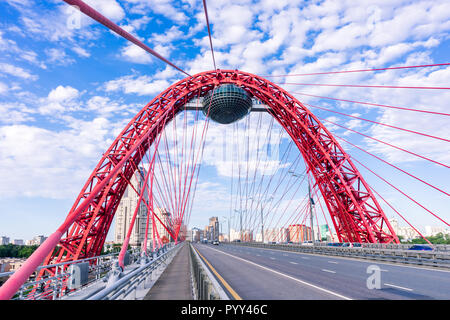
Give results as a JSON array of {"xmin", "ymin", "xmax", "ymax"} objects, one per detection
[
  {"xmin": 0, "ymin": 119, "xmax": 120, "ymax": 198},
  {"xmin": 0, "ymin": 62, "xmax": 37, "ymax": 80},
  {"xmin": 103, "ymin": 73, "xmax": 173, "ymax": 96}
]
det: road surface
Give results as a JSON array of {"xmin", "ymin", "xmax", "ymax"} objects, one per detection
[{"xmin": 192, "ymin": 243, "xmax": 450, "ymax": 300}]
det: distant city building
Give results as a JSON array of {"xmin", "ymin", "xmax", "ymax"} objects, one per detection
[
  {"xmin": 13, "ymin": 239, "xmax": 24, "ymax": 246},
  {"xmin": 185, "ymin": 229, "xmax": 192, "ymax": 241},
  {"xmin": 229, "ymin": 228, "xmax": 240, "ymax": 241},
  {"xmin": 425, "ymin": 225, "xmax": 448, "ymax": 237},
  {"xmin": 264, "ymin": 228, "xmax": 288, "ymax": 243},
  {"xmin": 1, "ymin": 236, "xmax": 9, "ymax": 245},
  {"xmin": 114, "ymin": 167, "xmax": 152, "ymax": 247},
  {"xmin": 319, "ymin": 225, "xmax": 329, "ymax": 240},
  {"xmin": 288, "ymin": 224, "xmax": 311, "ymax": 243},
  {"xmin": 154, "ymin": 207, "xmax": 172, "ymax": 244},
  {"xmin": 242, "ymin": 230, "xmax": 253, "ymax": 242},
  {"xmin": 26, "ymin": 235, "xmax": 47, "ymax": 246},
  {"xmin": 191, "ymin": 227, "xmax": 203, "ymax": 242},
  {"xmin": 210, "ymin": 217, "xmax": 219, "ymax": 240},
  {"xmin": 0, "ymin": 258, "xmax": 27, "ymax": 273},
  {"xmin": 386, "ymin": 218, "xmax": 421, "ymax": 241},
  {"xmin": 204, "ymin": 217, "xmax": 219, "ymax": 241}
]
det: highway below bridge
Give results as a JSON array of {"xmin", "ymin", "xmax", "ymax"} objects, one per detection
[{"xmin": 192, "ymin": 243, "xmax": 450, "ymax": 300}]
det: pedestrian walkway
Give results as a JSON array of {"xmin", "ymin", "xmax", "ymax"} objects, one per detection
[{"xmin": 144, "ymin": 243, "xmax": 193, "ymax": 300}]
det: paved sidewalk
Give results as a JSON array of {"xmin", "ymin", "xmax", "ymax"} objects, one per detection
[{"xmin": 144, "ymin": 243, "xmax": 193, "ymax": 300}]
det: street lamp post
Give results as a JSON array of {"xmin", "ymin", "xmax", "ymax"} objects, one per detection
[
  {"xmin": 249, "ymin": 195, "xmax": 274, "ymax": 243},
  {"xmin": 289, "ymin": 170, "xmax": 315, "ymax": 243},
  {"xmin": 234, "ymin": 209, "xmax": 245, "ymax": 241},
  {"xmin": 223, "ymin": 216, "xmax": 231, "ymax": 242}
]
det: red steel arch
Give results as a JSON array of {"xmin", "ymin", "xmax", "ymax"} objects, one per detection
[{"xmin": 45, "ymin": 69, "xmax": 399, "ymax": 267}]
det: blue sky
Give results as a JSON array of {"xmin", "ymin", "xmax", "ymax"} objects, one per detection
[{"xmin": 0, "ymin": 0, "xmax": 449, "ymax": 241}]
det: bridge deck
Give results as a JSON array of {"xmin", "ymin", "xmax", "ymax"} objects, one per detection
[{"xmin": 144, "ymin": 243, "xmax": 193, "ymax": 300}]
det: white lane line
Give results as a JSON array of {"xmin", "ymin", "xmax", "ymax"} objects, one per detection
[
  {"xmin": 322, "ymin": 269, "xmax": 336, "ymax": 274},
  {"xmin": 328, "ymin": 261, "xmax": 338, "ymax": 264},
  {"xmin": 270, "ymin": 257, "xmax": 276, "ymax": 260},
  {"xmin": 384, "ymin": 283, "xmax": 413, "ymax": 291},
  {"xmin": 290, "ymin": 262, "xmax": 298, "ymax": 265},
  {"xmin": 301, "ymin": 257, "xmax": 310, "ymax": 259},
  {"xmin": 283, "ymin": 254, "xmax": 288, "ymax": 256},
  {"xmin": 205, "ymin": 246, "xmax": 352, "ymax": 300},
  {"xmin": 256, "ymin": 254, "xmax": 261, "ymax": 256}
]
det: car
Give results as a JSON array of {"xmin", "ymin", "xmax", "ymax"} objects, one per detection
[
  {"xmin": 408, "ymin": 244, "xmax": 433, "ymax": 251},
  {"xmin": 302, "ymin": 241, "xmax": 313, "ymax": 246},
  {"xmin": 212, "ymin": 240, "xmax": 219, "ymax": 245},
  {"xmin": 327, "ymin": 242, "xmax": 344, "ymax": 247}
]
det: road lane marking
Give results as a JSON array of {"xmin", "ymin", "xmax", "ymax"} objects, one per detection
[
  {"xmin": 290, "ymin": 262, "xmax": 298, "ymax": 265},
  {"xmin": 223, "ymin": 244, "xmax": 450, "ymax": 274},
  {"xmin": 322, "ymin": 269, "xmax": 336, "ymax": 274},
  {"xmin": 384, "ymin": 283, "xmax": 413, "ymax": 291},
  {"xmin": 270, "ymin": 257, "xmax": 276, "ymax": 260},
  {"xmin": 205, "ymin": 246, "xmax": 352, "ymax": 300},
  {"xmin": 328, "ymin": 261, "xmax": 338, "ymax": 264},
  {"xmin": 193, "ymin": 246, "xmax": 242, "ymax": 300}
]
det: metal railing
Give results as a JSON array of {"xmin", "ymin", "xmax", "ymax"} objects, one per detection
[
  {"xmin": 0, "ymin": 244, "xmax": 176, "ymax": 300},
  {"xmin": 82, "ymin": 242, "xmax": 180, "ymax": 300},
  {"xmin": 226, "ymin": 242, "xmax": 450, "ymax": 269},
  {"xmin": 189, "ymin": 243, "xmax": 229, "ymax": 300}
]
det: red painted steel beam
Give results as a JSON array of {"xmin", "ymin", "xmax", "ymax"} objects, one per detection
[
  {"xmin": 0, "ymin": 69, "xmax": 399, "ymax": 300},
  {"xmin": 62, "ymin": 0, "xmax": 190, "ymax": 77}
]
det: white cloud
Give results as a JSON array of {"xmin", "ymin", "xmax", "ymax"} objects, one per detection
[
  {"xmin": 39, "ymin": 85, "xmax": 80, "ymax": 115},
  {"xmin": 0, "ymin": 82, "xmax": 8, "ymax": 94},
  {"xmin": 72, "ymin": 46, "xmax": 90, "ymax": 58},
  {"xmin": 45, "ymin": 48, "xmax": 75, "ymax": 65},
  {"xmin": 123, "ymin": 0, "xmax": 188, "ymax": 24},
  {"xmin": 0, "ymin": 119, "xmax": 120, "ymax": 198},
  {"xmin": 84, "ymin": 0, "xmax": 125, "ymax": 22},
  {"xmin": 120, "ymin": 43, "xmax": 152, "ymax": 64},
  {"xmin": 47, "ymin": 85, "xmax": 79, "ymax": 102},
  {"xmin": 0, "ymin": 102, "xmax": 35, "ymax": 124},
  {"xmin": 104, "ymin": 74, "xmax": 172, "ymax": 96},
  {"xmin": 0, "ymin": 62, "xmax": 37, "ymax": 80}
]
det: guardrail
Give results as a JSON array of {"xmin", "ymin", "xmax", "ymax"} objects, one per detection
[
  {"xmin": 82, "ymin": 242, "xmax": 180, "ymax": 300},
  {"xmin": 313, "ymin": 242, "xmax": 450, "ymax": 252},
  {"xmin": 189, "ymin": 243, "xmax": 229, "ymax": 300},
  {"xmin": 0, "ymin": 244, "xmax": 176, "ymax": 300},
  {"xmin": 226, "ymin": 242, "xmax": 450, "ymax": 269}
]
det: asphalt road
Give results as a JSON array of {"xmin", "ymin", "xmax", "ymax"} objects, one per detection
[{"xmin": 192, "ymin": 243, "xmax": 450, "ymax": 300}]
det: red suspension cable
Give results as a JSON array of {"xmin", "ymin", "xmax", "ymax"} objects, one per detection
[
  {"xmin": 351, "ymin": 157, "xmax": 449, "ymax": 227},
  {"xmin": 280, "ymin": 82, "xmax": 450, "ymax": 90},
  {"xmin": 319, "ymin": 117, "xmax": 450, "ymax": 169},
  {"xmin": 202, "ymin": 0, "xmax": 217, "ymax": 70},
  {"xmin": 264, "ymin": 63, "xmax": 450, "ymax": 77},
  {"xmin": 63, "ymin": 0, "xmax": 190, "ymax": 77},
  {"xmin": 333, "ymin": 134, "xmax": 450, "ymax": 197},
  {"xmin": 307, "ymin": 103, "xmax": 450, "ymax": 143},
  {"xmin": 294, "ymin": 92, "xmax": 450, "ymax": 116}
]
